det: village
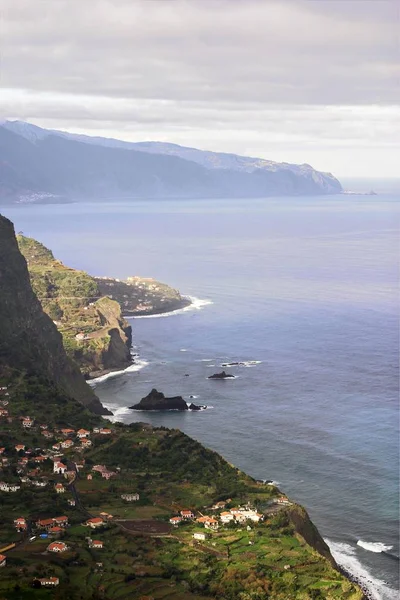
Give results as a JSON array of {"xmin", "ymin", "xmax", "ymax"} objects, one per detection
[{"xmin": 0, "ymin": 383, "xmax": 295, "ymax": 594}]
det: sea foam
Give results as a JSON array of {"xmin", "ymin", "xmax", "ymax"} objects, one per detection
[
  {"xmin": 88, "ymin": 358, "xmax": 149, "ymax": 386},
  {"xmin": 357, "ymin": 540, "xmax": 394, "ymax": 554},
  {"xmin": 126, "ymin": 295, "xmax": 213, "ymax": 319},
  {"xmin": 326, "ymin": 539, "xmax": 398, "ymax": 600}
]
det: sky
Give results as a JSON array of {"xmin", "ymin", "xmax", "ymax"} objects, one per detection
[{"xmin": 1, "ymin": 0, "xmax": 399, "ymax": 178}]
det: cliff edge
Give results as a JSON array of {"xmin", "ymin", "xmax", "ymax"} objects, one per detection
[{"xmin": 0, "ymin": 215, "xmax": 109, "ymax": 414}]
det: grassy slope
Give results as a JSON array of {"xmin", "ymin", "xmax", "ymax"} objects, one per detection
[
  {"xmin": 0, "ymin": 370, "xmax": 363, "ymax": 600},
  {"xmin": 17, "ymin": 236, "xmax": 131, "ymax": 376}
]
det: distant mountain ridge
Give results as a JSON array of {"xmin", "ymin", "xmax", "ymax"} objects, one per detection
[{"xmin": 0, "ymin": 120, "xmax": 342, "ymax": 204}]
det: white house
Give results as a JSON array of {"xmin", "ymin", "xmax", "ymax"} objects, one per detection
[
  {"xmin": 220, "ymin": 511, "xmax": 235, "ymax": 524},
  {"xmin": 193, "ymin": 532, "xmax": 207, "ymax": 541},
  {"xmin": 37, "ymin": 577, "xmax": 59, "ymax": 587},
  {"xmin": 53, "ymin": 462, "xmax": 67, "ymax": 475},
  {"xmin": 121, "ymin": 493, "xmax": 139, "ymax": 502}
]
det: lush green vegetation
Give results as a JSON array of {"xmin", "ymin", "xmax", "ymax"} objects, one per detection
[{"xmin": 0, "ymin": 370, "xmax": 363, "ymax": 600}]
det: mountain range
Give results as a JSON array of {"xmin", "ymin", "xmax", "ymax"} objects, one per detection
[{"xmin": 0, "ymin": 120, "xmax": 342, "ymax": 204}]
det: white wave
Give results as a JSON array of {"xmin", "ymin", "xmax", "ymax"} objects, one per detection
[
  {"xmin": 180, "ymin": 348, "xmax": 188, "ymax": 352},
  {"xmin": 198, "ymin": 359, "xmax": 214, "ymax": 362},
  {"xmin": 326, "ymin": 539, "xmax": 399, "ymax": 600},
  {"xmin": 126, "ymin": 295, "xmax": 213, "ymax": 319},
  {"xmin": 357, "ymin": 540, "xmax": 394, "ymax": 554},
  {"xmin": 267, "ymin": 481, "xmax": 280, "ymax": 486},
  {"xmin": 221, "ymin": 360, "xmax": 262, "ymax": 368},
  {"xmin": 103, "ymin": 405, "xmax": 132, "ymax": 422},
  {"xmin": 88, "ymin": 359, "xmax": 149, "ymax": 385}
]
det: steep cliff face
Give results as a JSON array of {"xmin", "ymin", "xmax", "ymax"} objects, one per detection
[
  {"xmin": 0, "ymin": 215, "xmax": 109, "ymax": 414},
  {"xmin": 17, "ymin": 235, "xmax": 132, "ymax": 378},
  {"xmin": 288, "ymin": 504, "xmax": 337, "ymax": 567}
]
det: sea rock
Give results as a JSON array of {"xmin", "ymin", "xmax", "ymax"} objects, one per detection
[
  {"xmin": 188, "ymin": 403, "xmax": 207, "ymax": 411},
  {"xmin": 208, "ymin": 371, "xmax": 235, "ymax": 379},
  {"xmin": 130, "ymin": 389, "xmax": 188, "ymax": 411}
]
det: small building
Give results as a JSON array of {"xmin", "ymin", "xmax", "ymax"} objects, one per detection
[
  {"xmin": 37, "ymin": 577, "xmax": 59, "ymax": 587},
  {"xmin": 14, "ymin": 517, "xmax": 27, "ymax": 531},
  {"xmin": 87, "ymin": 474, "xmax": 93, "ymax": 480},
  {"xmin": 90, "ymin": 540, "xmax": 103, "ymax": 549},
  {"xmin": 220, "ymin": 511, "xmax": 235, "ymax": 524},
  {"xmin": 55, "ymin": 483, "xmax": 65, "ymax": 494},
  {"xmin": 99, "ymin": 428, "xmax": 112, "ymax": 435},
  {"xmin": 180, "ymin": 510, "xmax": 195, "ymax": 520},
  {"xmin": 77, "ymin": 429, "xmax": 90, "ymax": 438},
  {"xmin": 169, "ymin": 516, "xmax": 182, "ymax": 526},
  {"xmin": 212, "ymin": 501, "xmax": 227, "ymax": 510},
  {"xmin": 15, "ymin": 444, "xmax": 25, "ymax": 452},
  {"xmin": 101, "ymin": 470, "xmax": 116, "ymax": 480},
  {"xmin": 48, "ymin": 526, "xmax": 63, "ymax": 536},
  {"xmin": 0, "ymin": 554, "xmax": 6, "ymax": 567},
  {"xmin": 121, "ymin": 493, "xmax": 139, "ymax": 502},
  {"xmin": 61, "ymin": 439, "xmax": 74, "ymax": 449},
  {"xmin": 47, "ymin": 542, "xmax": 68, "ymax": 553},
  {"xmin": 53, "ymin": 461, "xmax": 67, "ymax": 475},
  {"xmin": 276, "ymin": 496, "xmax": 291, "ymax": 505},
  {"xmin": 22, "ymin": 417, "xmax": 34, "ymax": 428},
  {"xmin": 81, "ymin": 439, "xmax": 92, "ymax": 448},
  {"xmin": 68, "ymin": 499, "xmax": 76, "ymax": 506},
  {"xmin": 60, "ymin": 428, "xmax": 75, "ymax": 436},
  {"xmin": 86, "ymin": 517, "xmax": 104, "ymax": 529},
  {"xmin": 193, "ymin": 532, "xmax": 206, "ymax": 541},
  {"xmin": 53, "ymin": 516, "xmax": 68, "ymax": 527}
]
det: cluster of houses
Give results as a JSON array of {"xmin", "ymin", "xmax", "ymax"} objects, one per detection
[{"xmin": 169, "ymin": 503, "xmax": 264, "ymax": 530}]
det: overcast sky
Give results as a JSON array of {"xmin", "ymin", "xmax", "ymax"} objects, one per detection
[{"xmin": 1, "ymin": 0, "xmax": 399, "ymax": 178}]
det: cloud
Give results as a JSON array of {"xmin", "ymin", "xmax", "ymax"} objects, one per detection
[{"xmin": 1, "ymin": 0, "xmax": 399, "ymax": 177}]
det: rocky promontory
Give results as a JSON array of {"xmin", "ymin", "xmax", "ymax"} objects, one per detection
[
  {"xmin": 95, "ymin": 276, "xmax": 191, "ymax": 316},
  {"xmin": 130, "ymin": 388, "xmax": 189, "ymax": 411}
]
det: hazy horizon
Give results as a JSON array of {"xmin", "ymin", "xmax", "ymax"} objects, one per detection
[{"xmin": 2, "ymin": 0, "xmax": 399, "ymax": 179}]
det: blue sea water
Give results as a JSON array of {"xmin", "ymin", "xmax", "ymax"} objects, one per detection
[{"xmin": 3, "ymin": 194, "xmax": 399, "ymax": 599}]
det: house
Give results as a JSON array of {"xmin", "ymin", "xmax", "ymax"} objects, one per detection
[
  {"xmin": 68, "ymin": 499, "xmax": 76, "ymax": 506},
  {"xmin": 180, "ymin": 510, "xmax": 195, "ymax": 520},
  {"xmin": 42, "ymin": 431, "xmax": 53, "ymax": 439},
  {"xmin": 220, "ymin": 511, "xmax": 235, "ymax": 524},
  {"xmin": 89, "ymin": 540, "xmax": 103, "ymax": 549},
  {"xmin": 169, "ymin": 517, "xmax": 182, "ymax": 526},
  {"xmin": 48, "ymin": 526, "xmax": 63, "ymax": 536},
  {"xmin": 276, "ymin": 496, "xmax": 291, "ymax": 505},
  {"xmin": 77, "ymin": 429, "xmax": 90, "ymax": 438},
  {"xmin": 93, "ymin": 427, "xmax": 100, "ymax": 434},
  {"xmin": 87, "ymin": 474, "xmax": 93, "ymax": 480},
  {"xmin": 32, "ymin": 479, "xmax": 47, "ymax": 487},
  {"xmin": 212, "ymin": 501, "xmax": 227, "ymax": 510},
  {"xmin": 60, "ymin": 428, "xmax": 75, "ymax": 436},
  {"xmin": 39, "ymin": 424, "xmax": 48, "ymax": 430},
  {"xmin": 14, "ymin": 517, "xmax": 27, "ymax": 531},
  {"xmin": 64, "ymin": 470, "xmax": 75, "ymax": 480},
  {"xmin": 0, "ymin": 448, "xmax": 5, "ymax": 454},
  {"xmin": 34, "ymin": 456, "xmax": 47, "ymax": 463},
  {"xmin": 53, "ymin": 462, "xmax": 67, "ymax": 475},
  {"xmin": 99, "ymin": 512, "xmax": 113, "ymax": 520},
  {"xmin": 37, "ymin": 518, "xmax": 56, "ymax": 530},
  {"xmin": 22, "ymin": 417, "xmax": 34, "ymax": 428},
  {"xmin": 197, "ymin": 516, "xmax": 219, "ymax": 530},
  {"xmin": 55, "ymin": 483, "xmax": 65, "ymax": 494},
  {"xmin": 121, "ymin": 493, "xmax": 139, "ymax": 501},
  {"xmin": 240, "ymin": 510, "xmax": 264, "ymax": 523},
  {"xmin": 92, "ymin": 465, "xmax": 107, "ymax": 473},
  {"xmin": 193, "ymin": 532, "xmax": 207, "ymax": 541},
  {"xmin": 15, "ymin": 444, "xmax": 25, "ymax": 452},
  {"xmin": 47, "ymin": 542, "xmax": 68, "ymax": 553},
  {"xmin": 53, "ymin": 516, "xmax": 68, "ymax": 527},
  {"xmin": 75, "ymin": 332, "xmax": 87, "ymax": 341},
  {"xmin": 99, "ymin": 428, "xmax": 112, "ymax": 435},
  {"xmin": 86, "ymin": 518, "xmax": 104, "ymax": 529},
  {"xmin": 0, "ymin": 554, "xmax": 6, "ymax": 567},
  {"xmin": 37, "ymin": 577, "xmax": 59, "ymax": 587},
  {"xmin": 0, "ymin": 482, "xmax": 20, "ymax": 492},
  {"xmin": 81, "ymin": 439, "xmax": 92, "ymax": 447},
  {"xmin": 0, "ymin": 409, "xmax": 9, "ymax": 417},
  {"xmin": 52, "ymin": 443, "xmax": 61, "ymax": 451},
  {"xmin": 61, "ymin": 439, "xmax": 74, "ymax": 449},
  {"xmin": 101, "ymin": 470, "xmax": 116, "ymax": 480}
]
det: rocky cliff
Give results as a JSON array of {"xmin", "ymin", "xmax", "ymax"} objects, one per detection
[
  {"xmin": 17, "ymin": 235, "xmax": 132, "ymax": 378},
  {"xmin": 0, "ymin": 215, "xmax": 109, "ymax": 414}
]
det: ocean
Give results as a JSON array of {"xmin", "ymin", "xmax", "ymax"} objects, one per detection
[{"xmin": 3, "ymin": 193, "xmax": 399, "ymax": 599}]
